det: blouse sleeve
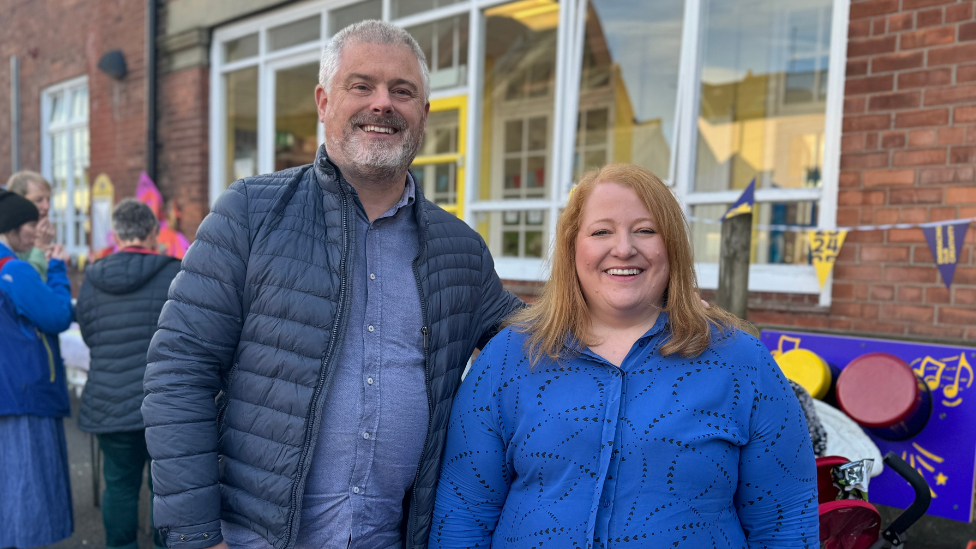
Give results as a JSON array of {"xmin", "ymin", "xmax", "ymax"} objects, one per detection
[
  {"xmin": 429, "ymin": 345, "xmax": 511, "ymax": 548},
  {"xmin": 735, "ymin": 342, "xmax": 820, "ymax": 548},
  {"xmin": 0, "ymin": 258, "xmax": 74, "ymax": 334}
]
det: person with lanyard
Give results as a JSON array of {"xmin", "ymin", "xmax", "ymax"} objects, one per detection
[{"xmin": 0, "ymin": 189, "xmax": 75, "ymax": 548}]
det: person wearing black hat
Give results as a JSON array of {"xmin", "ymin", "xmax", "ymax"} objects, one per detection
[{"xmin": 0, "ymin": 189, "xmax": 75, "ymax": 548}]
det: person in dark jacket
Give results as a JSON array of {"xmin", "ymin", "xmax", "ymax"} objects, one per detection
[
  {"xmin": 77, "ymin": 199, "xmax": 179, "ymax": 549},
  {"xmin": 142, "ymin": 20, "xmax": 523, "ymax": 549},
  {"xmin": 0, "ymin": 189, "xmax": 75, "ymax": 548}
]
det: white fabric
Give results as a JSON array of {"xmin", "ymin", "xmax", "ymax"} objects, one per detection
[{"xmin": 814, "ymin": 399, "xmax": 884, "ymax": 477}]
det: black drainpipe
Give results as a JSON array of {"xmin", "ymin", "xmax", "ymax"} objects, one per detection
[{"xmin": 146, "ymin": 0, "xmax": 157, "ymax": 182}]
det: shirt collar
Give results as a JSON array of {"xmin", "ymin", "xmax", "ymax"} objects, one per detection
[
  {"xmin": 578, "ymin": 311, "xmax": 670, "ymax": 364},
  {"xmin": 348, "ymin": 174, "xmax": 416, "ymax": 223}
]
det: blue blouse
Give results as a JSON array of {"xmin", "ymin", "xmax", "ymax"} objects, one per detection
[{"xmin": 429, "ymin": 313, "xmax": 818, "ymax": 548}]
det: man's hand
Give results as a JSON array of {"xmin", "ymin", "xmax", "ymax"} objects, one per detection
[
  {"xmin": 46, "ymin": 243, "xmax": 69, "ymax": 263},
  {"xmin": 35, "ymin": 218, "xmax": 56, "ymax": 248}
]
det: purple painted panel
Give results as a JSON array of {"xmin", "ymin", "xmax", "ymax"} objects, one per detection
[{"xmin": 761, "ymin": 330, "xmax": 976, "ymax": 523}]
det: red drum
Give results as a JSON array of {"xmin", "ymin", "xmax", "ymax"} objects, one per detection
[{"xmin": 836, "ymin": 353, "xmax": 932, "ymax": 441}]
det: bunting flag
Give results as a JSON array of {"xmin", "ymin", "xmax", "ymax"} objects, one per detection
[
  {"xmin": 922, "ymin": 220, "xmax": 971, "ymax": 289},
  {"xmin": 809, "ymin": 229, "xmax": 848, "ymax": 290},
  {"xmin": 723, "ymin": 178, "xmax": 756, "ymax": 220}
]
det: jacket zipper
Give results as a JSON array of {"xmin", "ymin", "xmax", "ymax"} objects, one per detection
[
  {"xmin": 36, "ymin": 329, "xmax": 55, "ymax": 382},
  {"xmin": 407, "ymin": 212, "xmax": 433, "ymax": 549},
  {"xmin": 215, "ymin": 364, "xmax": 239, "ymax": 432},
  {"xmin": 283, "ymin": 174, "xmax": 351, "ymax": 549}
]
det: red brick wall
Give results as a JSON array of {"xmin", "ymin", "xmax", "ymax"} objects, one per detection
[
  {"xmin": 749, "ymin": 0, "xmax": 976, "ymax": 342},
  {"xmin": 0, "ymin": 0, "xmax": 147, "ymax": 201}
]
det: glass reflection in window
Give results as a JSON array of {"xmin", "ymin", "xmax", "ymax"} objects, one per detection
[
  {"xmin": 225, "ymin": 68, "xmax": 258, "ymax": 187},
  {"xmin": 330, "ymin": 0, "xmax": 382, "ymax": 35},
  {"xmin": 274, "ymin": 63, "xmax": 320, "ymax": 171},
  {"xmin": 690, "ymin": 201, "xmax": 817, "ymax": 264},
  {"xmin": 407, "ymin": 15, "xmax": 469, "ymax": 90}
]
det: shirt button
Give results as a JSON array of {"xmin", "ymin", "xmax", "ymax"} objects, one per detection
[
  {"xmin": 367, "ymin": 325, "xmax": 374, "ymax": 332},
  {"xmin": 353, "ymin": 487, "xmax": 360, "ymax": 494},
  {"xmin": 363, "ymin": 432, "xmax": 370, "ymax": 439},
  {"xmin": 603, "ymin": 501, "xmax": 610, "ymax": 508},
  {"xmin": 370, "ymin": 273, "xmax": 376, "ymax": 280},
  {"xmin": 367, "ymin": 377, "xmax": 374, "ymax": 385},
  {"xmin": 638, "ymin": 340, "xmax": 646, "ymax": 347}
]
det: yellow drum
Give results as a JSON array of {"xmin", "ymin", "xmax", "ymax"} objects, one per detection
[{"xmin": 775, "ymin": 349, "xmax": 835, "ymax": 400}]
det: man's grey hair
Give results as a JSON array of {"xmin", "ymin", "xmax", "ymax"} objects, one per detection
[
  {"xmin": 319, "ymin": 20, "xmax": 431, "ymax": 102},
  {"xmin": 112, "ymin": 198, "xmax": 160, "ymax": 242}
]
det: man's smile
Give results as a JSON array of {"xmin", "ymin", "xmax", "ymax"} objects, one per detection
[{"xmin": 360, "ymin": 124, "xmax": 398, "ymax": 135}]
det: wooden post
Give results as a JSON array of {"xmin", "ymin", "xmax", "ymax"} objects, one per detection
[{"xmin": 716, "ymin": 212, "xmax": 752, "ymax": 320}]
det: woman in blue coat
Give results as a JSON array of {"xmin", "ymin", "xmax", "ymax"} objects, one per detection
[
  {"xmin": 0, "ymin": 190, "xmax": 75, "ymax": 547},
  {"xmin": 429, "ymin": 165, "xmax": 818, "ymax": 548}
]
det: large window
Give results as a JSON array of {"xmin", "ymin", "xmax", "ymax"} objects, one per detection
[
  {"xmin": 41, "ymin": 77, "xmax": 90, "ymax": 257},
  {"xmin": 210, "ymin": 0, "xmax": 847, "ymax": 297}
]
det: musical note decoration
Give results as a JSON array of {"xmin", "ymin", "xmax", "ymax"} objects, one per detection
[
  {"xmin": 913, "ymin": 353, "xmax": 974, "ymax": 408},
  {"xmin": 808, "ymin": 230, "xmax": 848, "ymax": 290},
  {"xmin": 922, "ymin": 220, "xmax": 971, "ymax": 289}
]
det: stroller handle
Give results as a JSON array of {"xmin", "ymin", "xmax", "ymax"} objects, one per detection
[{"xmin": 882, "ymin": 451, "xmax": 931, "ymax": 537}]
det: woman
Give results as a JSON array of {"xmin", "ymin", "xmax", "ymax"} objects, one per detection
[
  {"xmin": 0, "ymin": 190, "xmax": 75, "ymax": 548},
  {"xmin": 429, "ymin": 165, "xmax": 818, "ymax": 548}
]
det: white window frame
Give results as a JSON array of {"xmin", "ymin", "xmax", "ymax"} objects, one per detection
[
  {"xmin": 209, "ymin": 0, "xmax": 848, "ymax": 300},
  {"xmin": 40, "ymin": 75, "xmax": 90, "ymax": 257}
]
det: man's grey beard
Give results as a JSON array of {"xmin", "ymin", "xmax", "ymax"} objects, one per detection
[{"xmin": 328, "ymin": 112, "xmax": 425, "ymax": 182}]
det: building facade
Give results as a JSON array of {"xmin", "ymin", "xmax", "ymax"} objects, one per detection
[{"xmin": 1, "ymin": 0, "xmax": 974, "ymax": 343}]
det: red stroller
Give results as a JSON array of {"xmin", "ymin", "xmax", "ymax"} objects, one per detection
[{"xmin": 818, "ymin": 452, "xmax": 931, "ymax": 549}]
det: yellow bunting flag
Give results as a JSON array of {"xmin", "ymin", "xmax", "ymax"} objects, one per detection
[{"xmin": 809, "ymin": 230, "xmax": 848, "ymax": 289}]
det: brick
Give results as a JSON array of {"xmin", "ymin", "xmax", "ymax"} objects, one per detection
[
  {"xmin": 961, "ymin": 22, "xmax": 976, "ymax": 41},
  {"xmin": 959, "ymin": 64, "xmax": 976, "ymax": 82},
  {"xmin": 938, "ymin": 126, "xmax": 967, "ymax": 144},
  {"xmin": 899, "ymin": 207, "xmax": 929, "ymax": 223},
  {"xmin": 848, "ymin": 36, "xmax": 898, "ymax": 57},
  {"xmin": 833, "ymin": 282, "xmax": 855, "ymax": 300},
  {"xmin": 863, "ymin": 168, "xmax": 915, "ymax": 186},
  {"xmin": 837, "ymin": 207, "xmax": 860, "ymax": 226},
  {"xmin": 947, "ymin": 2, "xmax": 975, "ymax": 23},
  {"xmin": 892, "ymin": 148, "xmax": 947, "ymax": 166},
  {"xmin": 916, "ymin": 8, "xmax": 944, "ymax": 27},
  {"xmin": 958, "ymin": 106, "xmax": 976, "ymax": 123},
  {"xmin": 834, "ymin": 264, "xmax": 883, "ymax": 281},
  {"xmin": 903, "ymin": 0, "xmax": 955, "ymax": 8},
  {"xmin": 920, "ymin": 166, "xmax": 976, "ymax": 183},
  {"xmin": 909, "ymin": 324, "xmax": 966, "ymax": 339},
  {"xmin": 889, "ymin": 12, "xmax": 915, "ymax": 31},
  {"xmin": 841, "ymin": 152, "xmax": 891, "ymax": 169},
  {"xmin": 956, "ymin": 267, "xmax": 976, "ymax": 285},
  {"xmin": 872, "ymin": 52, "xmax": 926, "ymax": 73},
  {"xmin": 881, "ymin": 131, "xmax": 906, "ymax": 147},
  {"xmin": 870, "ymin": 90, "xmax": 921, "ymax": 111},
  {"xmin": 900, "ymin": 26, "xmax": 954, "ymax": 49},
  {"xmin": 898, "ymin": 286, "xmax": 924, "ymax": 302},
  {"xmin": 856, "ymin": 284, "xmax": 871, "ymax": 300},
  {"xmin": 852, "ymin": 320, "xmax": 908, "ymax": 335},
  {"xmin": 895, "ymin": 108, "xmax": 949, "ymax": 127},
  {"xmin": 939, "ymin": 306, "xmax": 976, "ymax": 325},
  {"xmin": 946, "ymin": 186, "xmax": 976, "ymax": 203},
  {"xmin": 950, "ymin": 146, "xmax": 976, "ymax": 163},
  {"xmin": 909, "ymin": 129, "xmax": 936, "ymax": 146},
  {"xmin": 846, "ymin": 74, "xmax": 892, "ymax": 94},
  {"xmin": 845, "ymin": 113, "xmax": 892, "ymax": 131},
  {"xmin": 925, "ymin": 84, "xmax": 976, "ymax": 106},
  {"xmin": 926, "ymin": 286, "xmax": 952, "ymax": 303},
  {"xmin": 874, "ymin": 208, "xmax": 900, "ymax": 224},
  {"xmin": 886, "ymin": 266, "xmax": 938, "ymax": 283},
  {"xmin": 889, "ymin": 187, "xmax": 944, "ymax": 203},
  {"xmin": 847, "ymin": 59, "xmax": 870, "ymax": 77},
  {"xmin": 968, "ymin": 125, "xmax": 976, "ymax": 143},
  {"xmin": 897, "ymin": 68, "xmax": 952, "ymax": 88},
  {"xmin": 889, "ymin": 228, "xmax": 928, "ymax": 243},
  {"xmin": 929, "ymin": 42, "xmax": 976, "ymax": 65},
  {"xmin": 955, "ymin": 287, "xmax": 976, "ymax": 305},
  {"xmin": 851, "ymin": 0, "xmax": 900, "ymax": 19},
  {"xmin": 869, "ymin": 285, "xmax": 895, "ymax": 300},
  {"xmin": 883, "ymin": 304, "xmax": 935, "ymax": 322},
  {"xmin": 842, "ymin": 134, "xmax": 865, "ymax": 152},
  {"xmin": 866, "ymin": 133, "xmax": 879, "ymax": 149},
  {"xmin": 873, "ymin": 17, "xmax": 888, "ymax": 35},
  {"xmin": 840, "ymin": 171, "xmax": 862, "ymax": 187},
  {"xmin": 845, "ymin": 96, "xmax": 867, "ymax": 114},
  {"xmin": 862, "ymin": 245, "xmax": 911, "ymax": 262},
  {"xmin": 929, "ymin": 205, "xmax": 959, "ymax": 221}
]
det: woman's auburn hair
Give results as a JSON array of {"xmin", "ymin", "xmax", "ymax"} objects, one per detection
[{"xmin": 506, "ymin": 163, "xmax": 747, "ymax": 364}]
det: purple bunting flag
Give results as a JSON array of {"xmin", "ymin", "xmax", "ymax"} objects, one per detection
[{"xmin": 922, "ymin": 220, "xmax": 970, "ymax": 289}]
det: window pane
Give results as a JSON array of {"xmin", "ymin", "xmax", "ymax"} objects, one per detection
[
  {"xmin": 406, "ymin": 15, "xmax": 469, "ymax": 90},
  {"xmin": 412, "ymin": 109, "xmax": 460, "ymax": 207},
  {"xmin": 575, "ymin": 0, "xmax": 683, "ymax": 182},
  {"xmin": 392, "ymin": 0, "xmax": 463, "ymax": 19},
  {"xmin": 481, "ymin": 1, "xmax": 558, "ymax": 205},
  {"xmin": 690, "ymin": 201, "xmax": 818, "ymax": 264},
  {"xmin": 693, "ymin": 0, "xmax": 832, "ymax": 193},
  {"xmin": 224, "ymin": 33, "xmax": 258, "ymax": 63},
  {"xmin": 330, "ymin": 0, "xmax": 382, "ymax": 35},
  {"xmin": 51, "ymin": 93, "xmax": 67, "ymax": 125},
  {"xmin": 475, "ymin": 209, "xmax": 549, "ymax": 259},
  {"xmin": 71, "ymin": 88, "xmax": 89, "ymax": 122},
  {"xmin": 225, "ymin": 67, "xmax": 259, "ymax": 187},
  {"xmin": 269, "ymin": 15, "xmax": 321, "ymax": 52},
  {"xmin": 275, "ymin": 63, "xmax": 320, "ymax": 171}
]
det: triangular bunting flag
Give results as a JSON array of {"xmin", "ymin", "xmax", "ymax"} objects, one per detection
[
  {"xmin": 922, "ymin": 220, "xmax": 970, "ymax": 289},
  {"xmin": 724, "ymin": 178, "xmax": 756, "ymax": 220},
  {"xmin": 808, "ymin": 229, "xmax": 848, "ymax": 290}
]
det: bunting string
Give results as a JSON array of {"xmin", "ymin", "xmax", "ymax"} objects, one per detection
[{"xmin": 686, "ymin": 215, "xmax": 976, "ymax": 233}]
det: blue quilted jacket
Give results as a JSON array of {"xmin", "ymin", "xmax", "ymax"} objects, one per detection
[{"xmin": 143, "ymin": 146, "xmax": 522, "ymax": 549}]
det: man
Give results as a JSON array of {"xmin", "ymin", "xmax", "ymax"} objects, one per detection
[
  {"xmin": 76, "ymin": 199, "xmax": 177, "ymax": 549},
  {"xmin": 143, "ymin": 20, "xmax": 522, "ymax": 549},
  {"xmin": 5, "ymin": 171, "xmax": 59, "ymax": 280}
]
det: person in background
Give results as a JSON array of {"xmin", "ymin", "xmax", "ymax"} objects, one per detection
[
  {"xmin": 76, "ymin": 199, "xmax": 177, "ymax": 549},
  {"xmin": 0, "ymin": 189, "xmax": 75, "ymax": 548},
  {"xmin": 429, "ymin": 164, "xmax": 819, "ymax": 548},
  {"xmin": 6, "ymin": 171, "xmax": 60, "ymax": 280}
]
